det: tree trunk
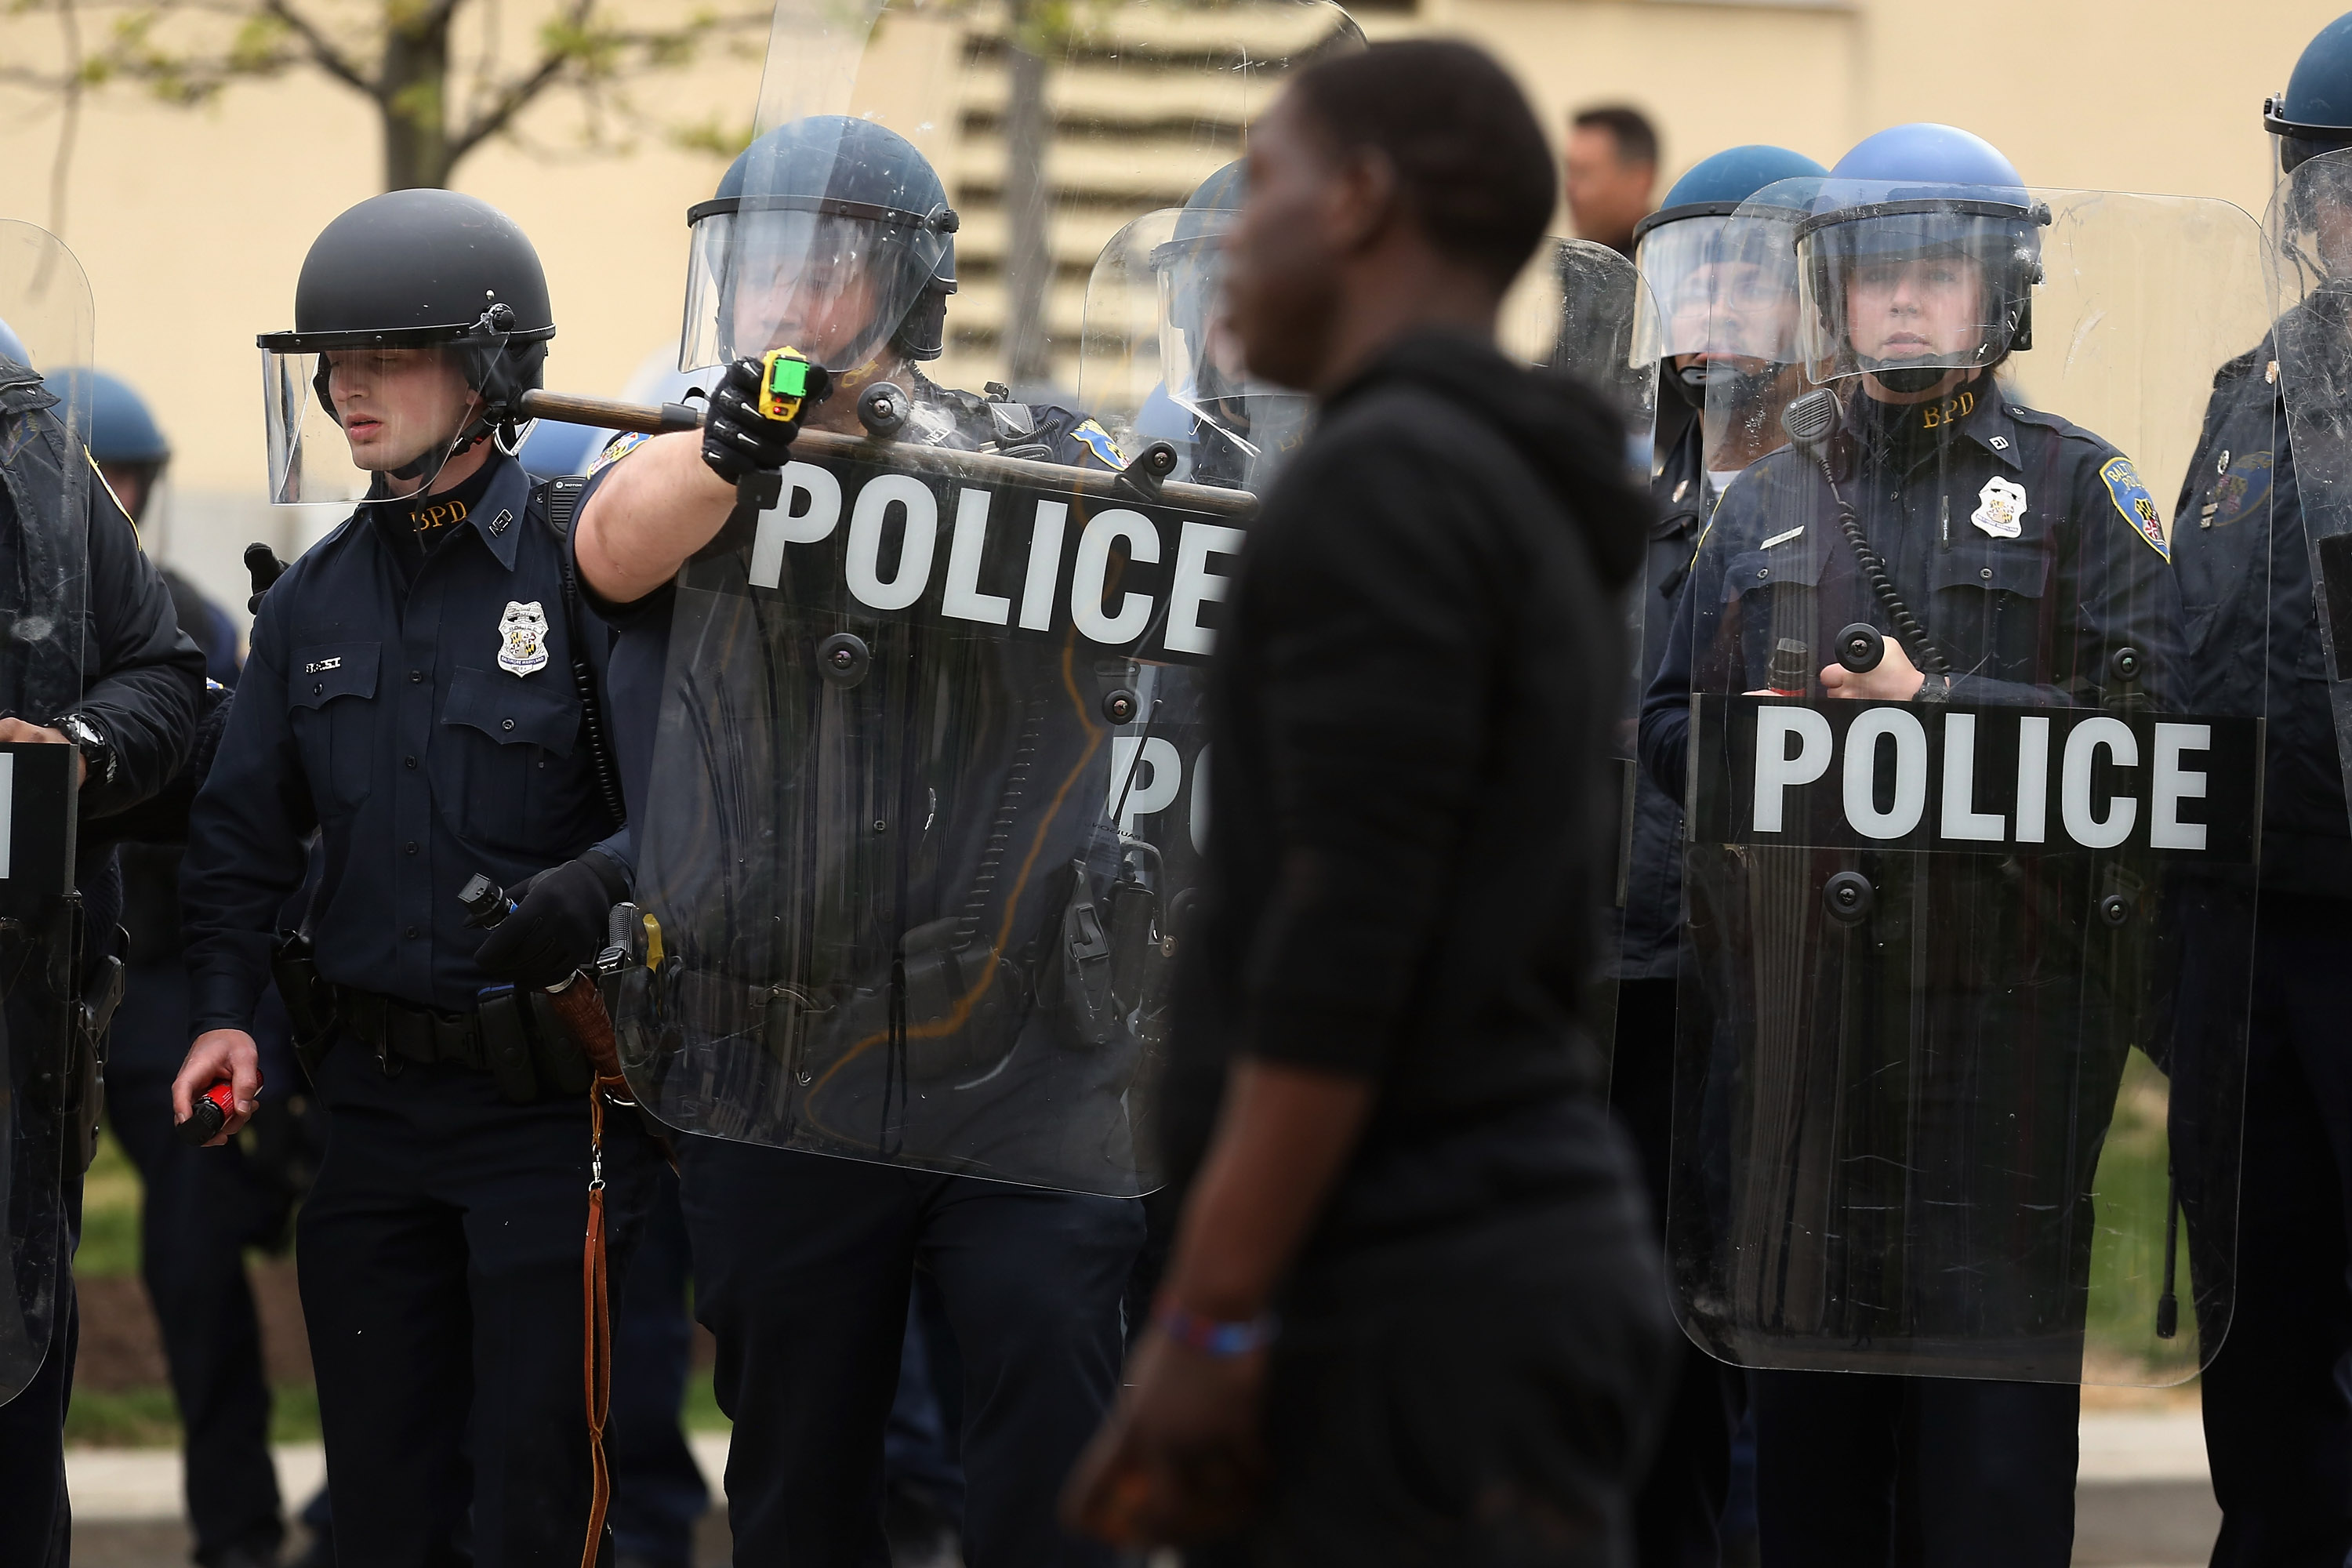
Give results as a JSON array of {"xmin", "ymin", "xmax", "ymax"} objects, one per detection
[
  {"xmin": 1002, "ymin": 13, "xmax": 1054, "ymax": 390},
  {"xmin": 380, "ymin": 10, "xmax": 454, "ymax": 190}
]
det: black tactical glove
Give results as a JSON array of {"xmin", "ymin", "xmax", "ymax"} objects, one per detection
[
  {"xmin": 473, "ymin": 850, "xmax": 630, "ymax": 990},
  {"xmin": 700, "ymin": 355, "xmax": 826, "ymax": 486}
]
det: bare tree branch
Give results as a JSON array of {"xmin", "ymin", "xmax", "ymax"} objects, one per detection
[
  {"xmin": 0, "ymin": 0, "xmax": 775, "ymax": 190},
  {"xmin": 260, "ymin": 0, "xmax": 372, "ymax": 95}
]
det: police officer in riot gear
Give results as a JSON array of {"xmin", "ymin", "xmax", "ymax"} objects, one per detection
[
  {"xmin": 2175, "ymin": 16, "xmax": 2352, "ymax": 1556},
  {"xmin": 1621, "ymin": 143, "xmax": 1822, "ymax": 1568},
  {"xmin": 0, "ymin": 248, "xmax": 207, "ymax": 1566},
  {"xmin": 574, "ymin": 116, "xmax": 1144, "ymax": 1567},
  {"xmin": 1641, "ymin": 125, "xmax": 2203, "ymax": 1567},
  {"xmin": 1138, "ymin": 161, "xmax": 1313, "ymax": 492},
  {"xmin": 42, "ymin": 366, "xmax": 311, "ymax": 1568},
  {"xmin": 174, "ymin": 188, "xmax": 661, "ymax": 1568}
]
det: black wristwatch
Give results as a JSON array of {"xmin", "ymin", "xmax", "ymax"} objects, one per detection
[{"xmin": 51, "ymin": 712, "xmax": 116, "ymax": 788}]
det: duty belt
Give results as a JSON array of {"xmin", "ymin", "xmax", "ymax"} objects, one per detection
[{"xmin": 339, "ymin": 988, "xmax": 499, "ymax": 1071}]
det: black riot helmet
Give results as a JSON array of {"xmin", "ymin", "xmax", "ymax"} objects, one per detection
[
  {"xmin": 257, "ymin": 190, "xmax": 554, "ymax": 502},
  {"xmin": 681, "ymin": 115, "xmax": 958, "ymax": 373}
]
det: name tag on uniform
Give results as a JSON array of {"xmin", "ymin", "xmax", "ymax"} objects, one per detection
[{"xmin": 304, "ymin": 656, "xmax": 343, "ymax": 674}]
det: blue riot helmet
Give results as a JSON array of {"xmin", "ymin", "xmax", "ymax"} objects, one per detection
[
  {"xmin": 2268, "ymin": 13, "xmax": 2352, "ymax": 175},
  {"xmin": 681, "ymin": 115, "xmax": 959, "ymax": 375},
  {"xmin": 0, "ymin": 317, "xmax": 27, "ymax": 371},
  {"xmin": 46, "ymin": 368, "xmax": 169, "ymax": 466},
  {"xmin": 45, "ymin": 367, "xmax": 169, "ymax": 522},
  {"xmin": 1630, "ymin": 144, "xmax": 1826, "ymax": 387},
  {"xmin": 1794, "ymin": 124, "xmax": 2049, "ymax": 394}
]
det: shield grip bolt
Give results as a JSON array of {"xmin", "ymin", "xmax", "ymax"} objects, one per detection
[{"xmin": 1823, "ymin": 869, "xmax": 1875, "ymax": 925}]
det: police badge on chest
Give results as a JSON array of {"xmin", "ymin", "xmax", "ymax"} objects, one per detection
[{"xmin": 498, "ymin": 600, "xmax": 550, "ymax": 677}]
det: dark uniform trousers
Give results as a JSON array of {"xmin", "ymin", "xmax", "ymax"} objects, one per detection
[
  {"xmin": 677, "ymin": 1138, "xmax": 1142, "ymax": 1567},
  {"xmin": 606, "ymin": 1165, "xmax": 712, "ymax": 1566},
  {"xmin": 2198, "ymin": 894, "xmax": 2352, "ymax": 1567},
  {"xmin": 0, "ymin": 1163, "xmax": 84, "ymax": 1568},
  {"xmin": 1612, "ymin": 978, "xmax": 1744, "ymax": 1568},
  {"xmin": 297, "ymin": 1036, "xmax": 662, "ymax": 1568},
  {"xmin": 1748, "ymin": 1371, "xmax": 2077, "ymax": 1568}
]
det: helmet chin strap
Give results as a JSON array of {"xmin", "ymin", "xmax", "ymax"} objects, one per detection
[
  {"xmin": 370, "ymin": 396, "xmax": 497, "ymax": 503},
  {"xmin": 1863, "ymin": 361, "xmax": 1953, "ymax": 395}
]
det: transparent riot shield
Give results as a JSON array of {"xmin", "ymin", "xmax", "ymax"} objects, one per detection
[
  {"xmin": 1501, "ymin": 239, "xmax": 1656, "ymax": 1059},
  {"xmin": 616, "ymin": 0, "xmax": 1358, "ymax": 1195},
  {"xmin": 0, "ymin": 221, "xmax": 93, "ymax": 1406},
  {"xmin": 1508, "ymin": 237, "xmax": 1657, "ymax": 463},
  {"xmin": 615, "ymin": 455, "xmax": 1247, "ymax": 1194},
  {"xmin": 2270, "ymin": 151, "xmax": 2352, "ymax": 830},
  {"xmin": 1668, "ymin": 190, "xmax": 2267, "ymax": 1385}
]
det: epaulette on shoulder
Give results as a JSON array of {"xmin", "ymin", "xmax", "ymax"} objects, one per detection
[
  {"xmin": 2209, "ymin": 338, "xmax": 2276, "ymax": 388},
  {"xmin": 1998, "ymin": 401, "xmax": 2126, "ymax": 458}
]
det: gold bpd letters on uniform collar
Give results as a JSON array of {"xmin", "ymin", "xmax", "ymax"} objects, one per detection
[
  {"xmin": 411, "ymin": 495, "xmax": 470, "ymax": 536},
  {"xmin": 1918, "ymin": 389, "xmax": 1975, "ymax": 430}
]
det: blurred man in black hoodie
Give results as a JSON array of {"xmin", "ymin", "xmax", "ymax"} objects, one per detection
[{"xmin": 1064, "ymin": 38, "xmax": 1673, "ymax": 1568}]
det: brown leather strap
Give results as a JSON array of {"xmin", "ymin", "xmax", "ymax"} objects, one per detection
[
  {"xmin": 580, "ymin": 1080, "xmax": 615, "ymax": 1568},
  {"xmin": 569, "ymin": 965, "xmax": 628, "ymax": 1568}
]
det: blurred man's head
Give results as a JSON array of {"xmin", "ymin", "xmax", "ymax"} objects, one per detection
[
  {"xmin": 1227, "ymin": 40, "xmax": 1555, "ymax": 396},
  {"xmin": 1566, "ymin": 106, "xmax": 1659, "ymax": 256}
]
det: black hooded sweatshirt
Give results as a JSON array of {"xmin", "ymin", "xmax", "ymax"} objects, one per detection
[{"xmin": 1159, "ymin": 328, "xmax": 1652, "ymax": 1256}]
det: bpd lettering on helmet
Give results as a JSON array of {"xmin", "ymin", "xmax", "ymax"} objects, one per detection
[{"xmin": 1690, "ymin": 694, "xmax": 2262, "ymax": 860}]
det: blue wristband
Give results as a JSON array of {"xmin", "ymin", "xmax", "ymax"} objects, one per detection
[{"xmin": 1153, "ymin": 1301, "xmax": 1278, "ymax": 1357}]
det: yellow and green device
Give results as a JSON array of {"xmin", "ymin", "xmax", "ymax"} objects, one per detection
[{"xmin": 756, "ymin": 347, "xmax": 819, "ymax": 423}]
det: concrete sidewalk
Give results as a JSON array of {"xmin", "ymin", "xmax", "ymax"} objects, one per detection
[
  {"xmin": 68, "ymin": 1432, "xmax": 735, "ymax": 1523},
  {"xmin": 62, "ymin": 1410, "xmax": 2219, "ymax": 1520}
]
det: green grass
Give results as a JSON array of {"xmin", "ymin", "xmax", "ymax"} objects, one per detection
[
  {"xmin": 76, "ymin": 1130, "xmax": 143, "ymax": 1280},
  {"xmin": 683, "ymin": 1368, "xmax": 731, "ymax": 1432},
  {"xmin": 67, "ymin": 1382, "xmax": 324, "ymax": 1447},
  {"xmin": 2083, "ymin": 1047, "xmax": 2202, "ymax": 1387}
]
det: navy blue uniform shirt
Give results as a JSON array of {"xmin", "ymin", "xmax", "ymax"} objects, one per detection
[
  {"xmin": 2169, "ymin": 338, "xmax": 2352, "ymax": 898},
  {"xmin": 183, "ymin": 452, "xmax": 621, "ymax": 1029},
  {"xmin": 1640, "ymin": 383, "xmax": 2187, "ymax": 804}
]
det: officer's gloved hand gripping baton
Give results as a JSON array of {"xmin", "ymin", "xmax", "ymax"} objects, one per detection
[{"xmin": 515, "ymin": 379, "xmax": 1258, "ymax": 520}]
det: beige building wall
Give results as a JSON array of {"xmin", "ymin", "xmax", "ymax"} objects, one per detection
[{"xmin": 0, "ymin": 0, "xmax": 2344, "ymax": 621}]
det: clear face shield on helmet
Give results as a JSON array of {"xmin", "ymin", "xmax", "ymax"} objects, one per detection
[
  {"xmin": 1152, "ymin": 213, "xmax": 1308, "ymax": 467},
  {"xmin": 1077, "ymin": 206, "xmax": 1311, "ymax": 489},
  {"xmin": 1691, "ymin": 183, "xmax": 1820, "ymax": 473},
  {"xmin": 260, "ymin": 341, "xmax": 500, "ymax": 506},
  {"xmin": 1795, "ymin": 187, "xmax": 2049, "ymax": 392},
  {"xmin": 681, "ymin": 200, "xmax": 954, "ymax": 376},
  {"xmin": 2269, "ymin": 145, "xmax": 2352, "ymax": 304},
  {"xmin": 1634, "ymin": 208, "xmax": 1807, "ymax": 406}
]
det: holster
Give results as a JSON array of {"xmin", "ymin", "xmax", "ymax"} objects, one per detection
[
  {"xmin": 20, "ymin": 895, "xmax": 123, "ymax": 1173},
  {"xmin": 475, "ymin": 985, "xmax": 593, "ymax": 1104},
  {"xmin": 270, "ymin": 931, "xmax": 341, "ymax": 1082},
  {"xmin": 68, "ymin": 944, "xmax": 126, "ymax": 1171}
]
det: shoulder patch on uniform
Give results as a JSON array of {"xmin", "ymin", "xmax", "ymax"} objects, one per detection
[
  {"xmin": 2100, "ymin": 456, "xmax": 2168, "ymax": 561},
  {"xmin": 1071, "ymin": 419, "xmax": 1124, "ymax": 470},
  {"xmin": 587, "ymin": 430, "xmax": 648, "ymax": 476}
]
